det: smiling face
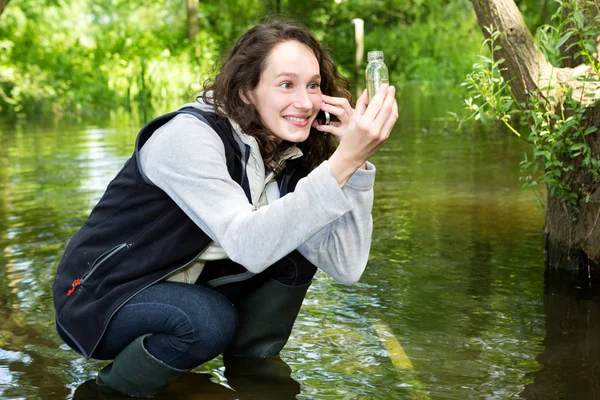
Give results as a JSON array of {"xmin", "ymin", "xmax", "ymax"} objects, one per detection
[{"xmin": 247, "ymin": 40, "xmax": 322, "ymax": 143}]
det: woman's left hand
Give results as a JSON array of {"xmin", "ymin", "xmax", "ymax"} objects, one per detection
[{"xmin": 312, "ymin": 94, "xmax": 356, "ymax": 141}]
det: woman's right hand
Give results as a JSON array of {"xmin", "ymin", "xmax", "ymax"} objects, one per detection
[{"xmin": 328, "ymin": 84, "xmax": 398, "ymax": 187}]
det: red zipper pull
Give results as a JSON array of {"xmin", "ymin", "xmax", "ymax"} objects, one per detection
[{"xmin": 67, "ymin": 278, "xmax": 81, "ymax": 296}]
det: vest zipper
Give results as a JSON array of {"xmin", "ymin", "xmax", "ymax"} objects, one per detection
[
  {"xmin": 82, "ymin": 243, "xmax": 129, "ymax": 283},
  {"xmin": 252, "ymin": 157, "xmax": 287, "ymax": 211},
  {"xmin": 67, "ymin": 243, "xmax": 129, "ymax": 296},
  {"xmin": 241, "ymin": 144, "xmax": 251, "ymax": 189}
]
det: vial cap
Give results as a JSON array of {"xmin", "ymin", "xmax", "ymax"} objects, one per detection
[{"xmin": 367, "ymin": 51, "xmax": 384, "ymax": 61}]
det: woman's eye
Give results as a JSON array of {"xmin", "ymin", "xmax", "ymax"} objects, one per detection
[
  {"xmin": 279, "ymin": 82, "xmax": 293, "ymax": 89},
  {"xmin": 308, "ymin": 83, "xmax": 321, "ymax": 91}
]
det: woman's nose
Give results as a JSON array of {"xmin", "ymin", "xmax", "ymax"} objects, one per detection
[{"xmin": 293, "ymin": 89, "xmax": 313, "ymax": 110}]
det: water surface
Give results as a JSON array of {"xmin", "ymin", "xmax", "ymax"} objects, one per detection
[{"xmin": 0, "ymin": 89, "xmax": 594, "ymax": 399}]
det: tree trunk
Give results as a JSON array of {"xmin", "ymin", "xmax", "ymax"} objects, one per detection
[
  {"xmin": 521, "ymin": 267, "xmax": 600, "ymax": 398},
  {"xmin": 470, "ymin": 0, "xmax": 600, "ymax": 277},
  {"xmin": 187, "ymin": 0, "xmax": 198, "ymax": 42},
  {"xmin": 0, "ymin": 0, "xmax": 10, "ymax": 18}
]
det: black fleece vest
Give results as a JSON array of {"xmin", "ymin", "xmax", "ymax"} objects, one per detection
[{"xmin": 52, "ymin": 108, "xmax": 252, "ymax": 358}]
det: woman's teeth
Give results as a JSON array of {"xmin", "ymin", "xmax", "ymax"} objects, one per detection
[{"xmin": 284, "ymin": 116, "xmax": 308, "ymax": 122}]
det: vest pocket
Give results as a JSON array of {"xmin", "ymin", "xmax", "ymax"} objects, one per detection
[{"xmin": 81, "ymin": 243, "xmax": 129, "ymax": 284}]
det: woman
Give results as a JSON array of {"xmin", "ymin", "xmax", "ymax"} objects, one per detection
[{"xmin": 52, "ymin": 19, "xmax": 398, "ymax": 397}]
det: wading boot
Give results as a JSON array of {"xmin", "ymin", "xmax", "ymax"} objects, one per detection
[
  {"xmin": 224, "ymin": 278, "xmax": 312, "ymax": 358},
  {"xmin": 223, "ymin": 355, "xmax": 301, "ymax": 399},
  {"xmin": 96, "ymin": 334, "xmax": 187, "ymax": 398},
  {"xmin": 223, "ymin": 278, "xmax": 309, "ymax": 398}
]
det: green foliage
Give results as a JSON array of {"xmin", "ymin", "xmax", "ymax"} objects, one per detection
[
  {"xmin": 521, "ymin": 88, "xmax": 600, "ymax": 206},
  {"xmin": 198, "ymin": 0, "xmax": 268, "ymax": 51},
  {"xmin": 535, "ymin": 0, "xmax": 600, "ymax": 71},
  {"xmin": 372, "ymin": 0, "xmax": 481, "ymax": 83},
  {"xmin": 0, "ymin": 0, "xmax": 218, "ymax": 116},
  {"xmin": 517, "ymin": 0, "xmax": 559, "ymax": 33},
  {"xmin": 304, "ymin": 0, "xmax": 482, "ymax": 85},
  {"xmin": 0, "ymin": 0, "xmax": 499, "ymax": 117},
  {"xmin": 458, "ymin": 1, "xmax": 600, "ymax": 208},
  {"xmin": 456, "ymin": 27, "xmax": 519, "ymax": 133}
]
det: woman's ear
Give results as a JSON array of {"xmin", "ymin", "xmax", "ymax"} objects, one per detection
[{"xmin": 239, "ymin": 89, "xmax": 252, "ymax": 105}]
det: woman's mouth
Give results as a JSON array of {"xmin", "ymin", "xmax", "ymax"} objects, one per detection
[{"xmin": 283, "ymin": 115, "xmax": 310, "ymax": 127}]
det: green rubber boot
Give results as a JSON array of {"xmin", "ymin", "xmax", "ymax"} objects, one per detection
[
  {"xmin": 96, "ymin": 334, "xmax": 187, "ymax": 398},
  {"xmin": 225, "ymin": 278, "xmax": 311, "ymax": 358},
  {"xmin": 223, "ymin": 355, "xmax": 301, "ymax": 399}
]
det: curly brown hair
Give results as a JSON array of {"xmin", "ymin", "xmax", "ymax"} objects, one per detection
[{"xmin": 202, "ymin": 18, "xmax": 352, "ymax": 173}]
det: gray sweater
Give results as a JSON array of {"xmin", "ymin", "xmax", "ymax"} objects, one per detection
[{"xmin": 139, "ymin": 101, "xmax": 375, "ymax": 285}]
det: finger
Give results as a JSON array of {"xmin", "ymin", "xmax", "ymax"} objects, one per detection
[
  {"xmin": 369, "ymin": 86, "xmax": 396, "ymax": 135},
  {"xmin": 321, "ymin": 95, "xmax": 354, "ymax": 117},
  {"xmin": 320, "ymin": 102, "xmax": 347, "ymax": 120},
  {"xmin": 321, "ymin": 94, "xmax": 352, "ymax": 107},
  {"xmin": 379, "ymin": 97, "xmax": 399, "ymax": 139},
  {"xmin": 314, "ymin": 122, "xmax": 342, "ymax": 133},
  {"xmin": 360, "ymin": 84, "xmax": 388, "ymax": 124},
  {"xmin": 354, "ymin": 89, "xmax": 368, "ymax": 122}
]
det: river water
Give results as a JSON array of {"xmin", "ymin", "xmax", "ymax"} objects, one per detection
[{"xmin": 0, "ymin": 89, "xmax": 597, "ymax": 399}]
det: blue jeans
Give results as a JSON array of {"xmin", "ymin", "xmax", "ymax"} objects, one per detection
[
  {"xmin": 91, "ymin": 282, "xmax": 237, "ymax": 370},
  {"xmin": 79, "ymin": 250, "xmax": 316, "ymax": 370}
]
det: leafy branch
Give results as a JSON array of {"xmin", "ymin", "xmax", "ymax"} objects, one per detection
[{"xmin": 457, "ymin": 6, "xmax": 600, "ymax": 209}]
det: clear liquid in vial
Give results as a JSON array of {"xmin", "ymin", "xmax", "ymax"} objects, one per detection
[
  {"xmin": 367, "ymin": 77, "xmax": 389, "ymax": 102},
  {"xmin": 365, "ymin": 50, "xmax": 389, "ymax": 102}
]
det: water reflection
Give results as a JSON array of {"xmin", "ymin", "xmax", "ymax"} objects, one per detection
[
  {"xmin": 0, "ymin": 306, "xmax": 71, "ymax": 398},
  {"xmin": 72, "ymin": 356, "xmax": 300, "ymax": 399},
  {"xmin": 522, "ymin": 270, "xmax": 600, "ymax": 400},
  {"xmin": 73, "ymin": 374, "xmax": 237, "ymax": 399}
]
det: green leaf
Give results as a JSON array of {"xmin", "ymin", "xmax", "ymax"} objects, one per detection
[
  {"xmin": 574, "ymin": 10, "xmax": 584, "ymax": 29},
  {"xmin": 479, "ymin": 55, "xmax": 494, "ymax": 65},
  {"xmin": 586, "ymin": 42, "xmax": 598, "ymax": 54},
  {"xmin": 570, "ymin": 143, "xmax": 586, "ymax": 151},
  {"xmin": 493, "ymin": 58, "xmax": 505, "ymax": 68},
  {"xmin": 479, "ymin": 107, "xmax": 487, "ymax": 125},
  {"xmin": 554, "ymin": 31, "xmax": 574, "ymax": 51}
]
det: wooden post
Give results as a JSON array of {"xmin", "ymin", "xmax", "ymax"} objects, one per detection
[
  {"xmin": 351, "ymin": 18, "xmax": 364, "ymax": 99},
  {"xmin": 187, "ymin": 0, "xmax": 198, "ymax": 42}
]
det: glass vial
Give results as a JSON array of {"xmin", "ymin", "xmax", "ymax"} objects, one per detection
[{"xmin": 365, "ymin": 50, "xmax": 389, "ymax": 102}]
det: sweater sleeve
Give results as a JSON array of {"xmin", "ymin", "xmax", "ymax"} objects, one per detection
[
  {"xmin": 139, "ymin": 114, "xmax": 364, "ymax": 282},
  {"xmin": 297, "ymin": 163, "xmax": 375, "ymax": 285}
]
